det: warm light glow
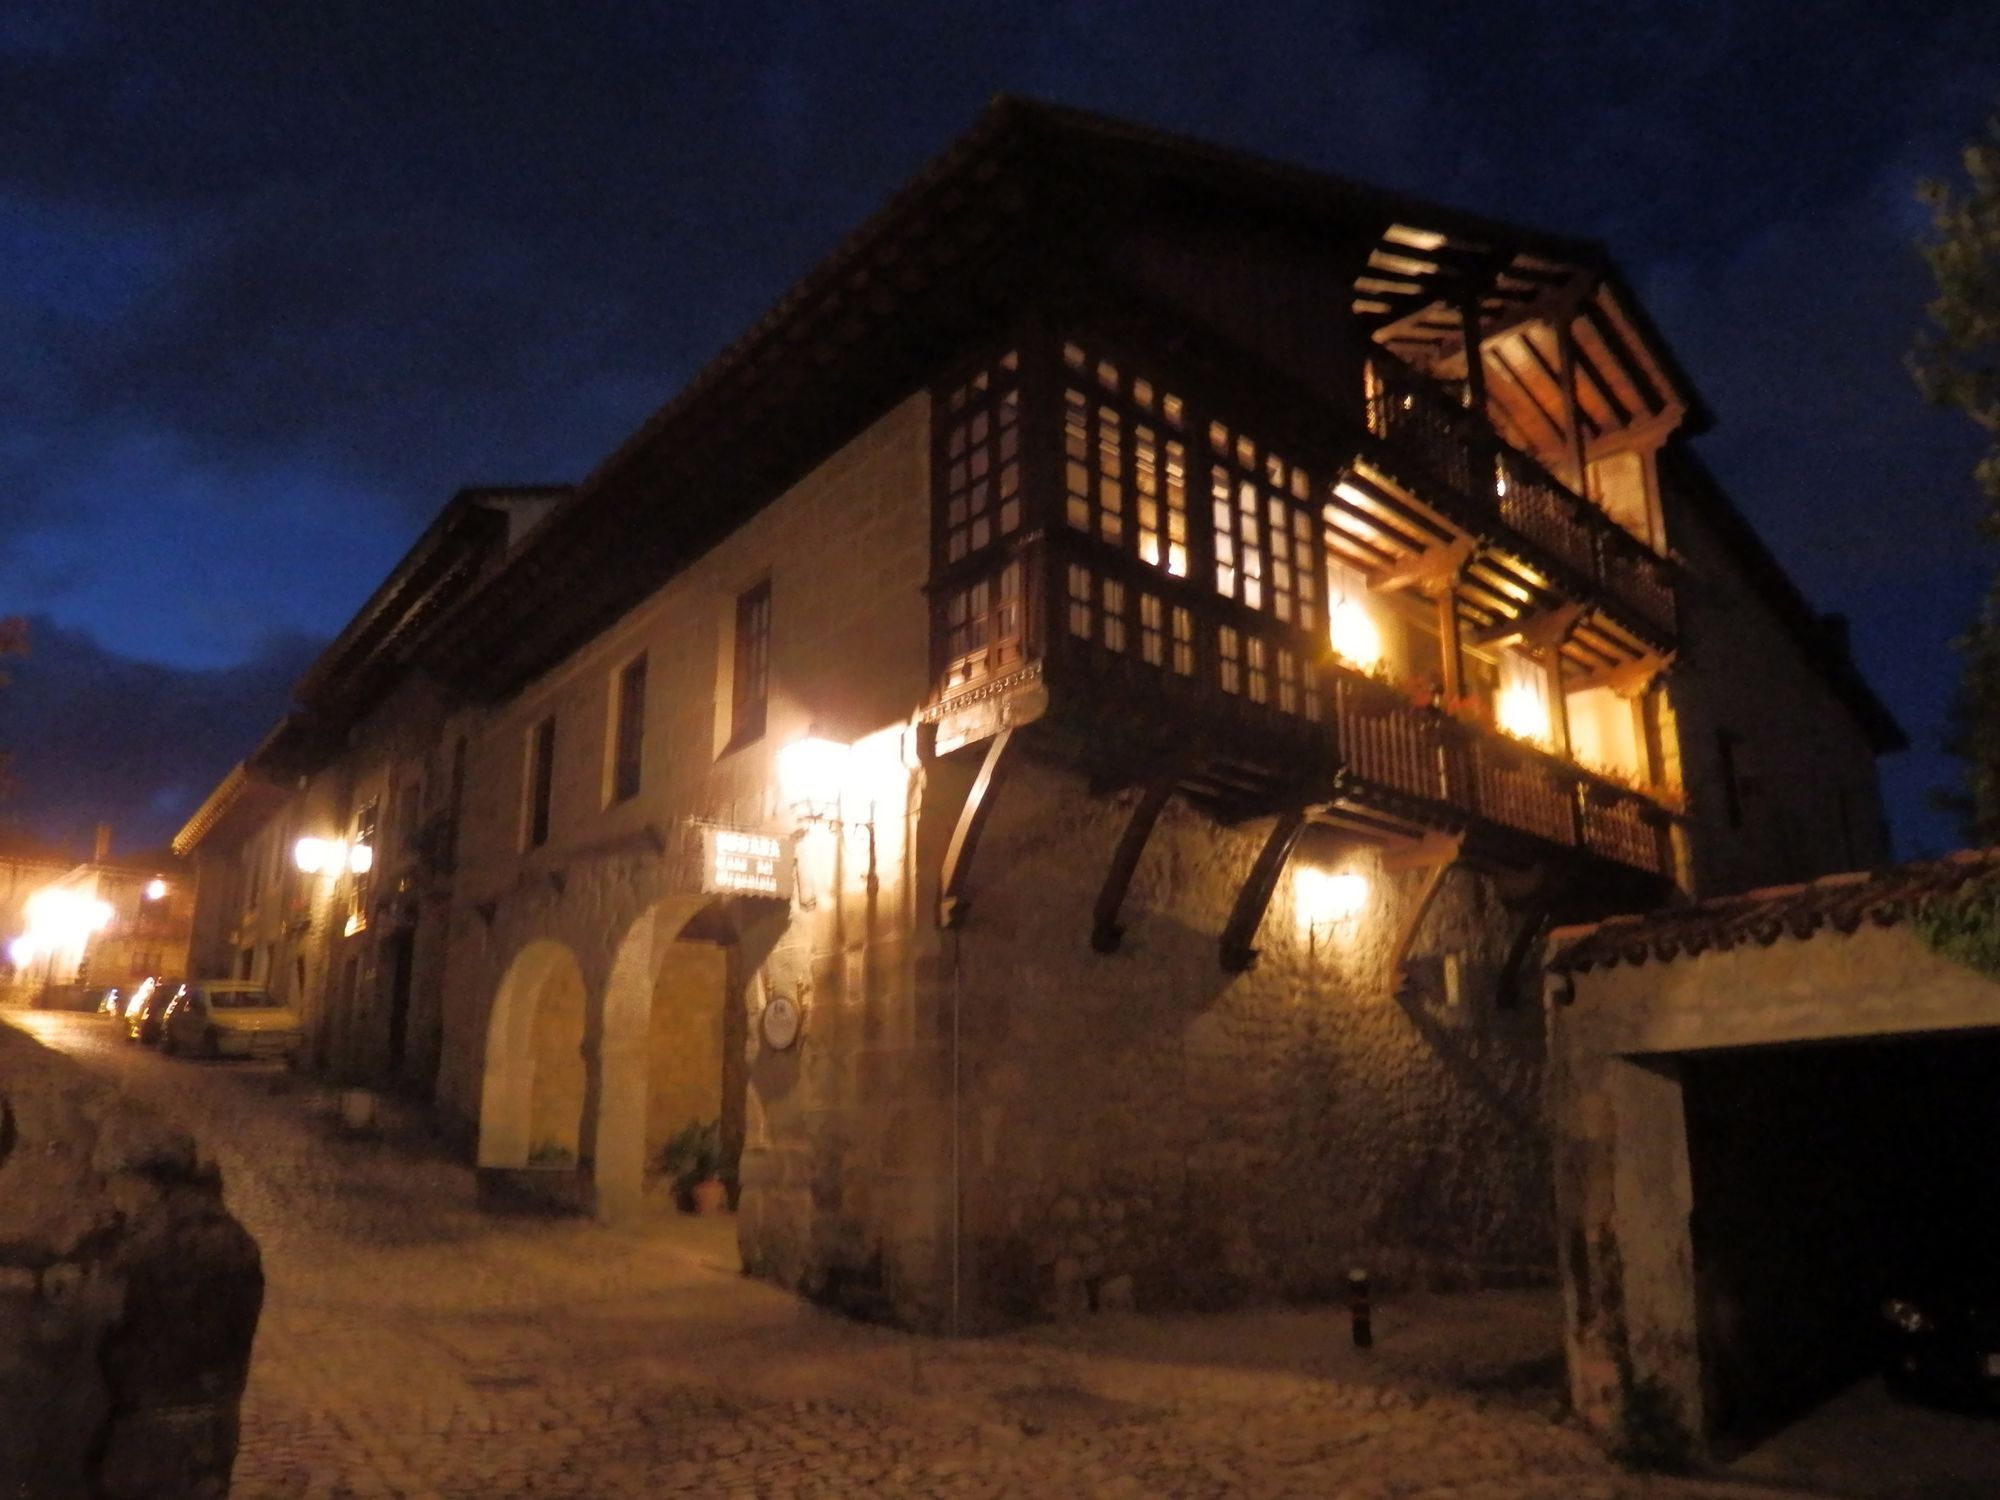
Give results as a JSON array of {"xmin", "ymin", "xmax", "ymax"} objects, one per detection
[
  {"xmin": 777, "ymin": 734, "xmax": 853, "ymax": 822},
  {"xmin": 144, "ymin": 878, "xmax": 167, "ymax": 901},
  {"xmin": 8, "ymin": 936, "xmax": 34, "ymax": 968},
  {"xmin": 295, "ymin": 837, "xmax": 356, "ymax": 876},
  {"xmin": 1295, "ymin": 867, "xmax": 1370, "ymax": 929},
  {"xmin": 1496, "ymin": 684, "xmax": 1550, "ymax": 744},
  {"xmin": 1328, "ymin": 597, "xmax": 1383, "ymax": 670},
  {"xmin": 25, "ymin": 888, "xmax": 114, "ymax": 941}
]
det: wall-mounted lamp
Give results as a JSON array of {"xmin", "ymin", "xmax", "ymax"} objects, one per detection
[
  {"xmin": 144, "ymin": 877, "xmax": 168, "ymax": 901},
  {"xmin": 777, "ymin": 734, "xmax": 854, "ymax": 825},
  {"xmin": 1294, "ymin": 866, "xmax": 1370, "ymax": 935},
  {"xmin": 294, "ymin": 837, "xmax": 373, "ymax": 876}
]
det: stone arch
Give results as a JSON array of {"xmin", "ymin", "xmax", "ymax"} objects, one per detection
[
  {"xmin": 478, "ymin": 939, "xmax": 589, "ymax": 1170},
  {"xmin": 594, "ymin": 895, "xmax": 774, "ymax": 1223}
]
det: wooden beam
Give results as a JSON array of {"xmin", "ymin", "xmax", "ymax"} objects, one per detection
[
  {"xmin": 1374, "ymin": 534, "xmax": 1474, "ymax": 594},
  {"xmin": 1470, "ymin": 601, "xmax": 1584, "ymax": 652},
  {"xmin": 1556, "ymin": 320, "xmax": 1589, "ymax": 492},
  {"xmin": 1582, "ymin": 403, "xmax": 1688, "ymax": 464},
  {"xmin": 1091, "ymin": 773, "xmax": 1177, "ymax": 954},
  {"xmin": 1565, "ymin": 649, "xmax": 1674, "ymax": 699},
  {"xmin": 936, "ymin": 726, "xmax": 1015, "ymax": 930},
  {"xmin": 1219, "ymin": 808, "xmax": 1307, "ymax": 974},
  {"xmin": 1437, "ymin": 579, "xmax": 1465, "ymax": 703},
  {"xmin": 1384, "ymin": 829, "xmax": 1464, "ymax": 993}
]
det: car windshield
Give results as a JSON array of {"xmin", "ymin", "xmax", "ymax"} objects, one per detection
[{"xmin": 205, "ymin": 989, "xmax": 280, "ymax": 1009}]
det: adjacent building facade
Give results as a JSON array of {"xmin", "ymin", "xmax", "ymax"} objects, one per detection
[
  {"xmin": 1, "ymin": 826, "xmax": 190, "ymax": 1005},
  {"xmin": 177, "ymin": 102, "xmax": 1900, "ymax": 1329}
]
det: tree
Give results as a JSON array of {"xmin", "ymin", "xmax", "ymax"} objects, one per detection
[{"xmin": 1913, "ymin": 114, "xmax": 2000, "ymax": 842}]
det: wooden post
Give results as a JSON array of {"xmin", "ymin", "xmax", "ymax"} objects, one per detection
[
  {"xmin": 1544, "ymin": 652, "xmax": 1571, "ymax": 758},
  {"xmin": 1436, "ymin": 580, "xmax": 1464, "ymax": 704},
  {"xmin": 1556, "ymin": 319, "xmax": 1588, "ymax": 493},
  {"xmin": 1460, "ymin": 294, "xmax": 1487, "ymax": 414}
]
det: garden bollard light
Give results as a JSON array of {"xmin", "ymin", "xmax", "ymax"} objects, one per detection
[{"xmin": 1349, "ymin": 1267, "xmax": 1372, "ymax": 1349}]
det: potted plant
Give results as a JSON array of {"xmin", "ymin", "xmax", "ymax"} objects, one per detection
[{"xmin": 658, "ymin": 1118, "xmax": 726, "ymax": 1214}]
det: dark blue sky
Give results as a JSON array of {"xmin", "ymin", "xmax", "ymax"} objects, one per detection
[{"xmin": 1, "ymin": 0, "xmax": 1994, "ymax": 856}]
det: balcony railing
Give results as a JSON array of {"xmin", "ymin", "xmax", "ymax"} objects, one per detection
[
  {"xmin": 1365, "ymin": 357, "xmax": 1676, "ymax": 638},
  {"xmin": 1323, "ymin": 663, "xmax": 1671, "ymax": 876}
]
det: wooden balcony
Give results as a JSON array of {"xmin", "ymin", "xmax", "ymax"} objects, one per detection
[
  {"xmin": 927, "ymin": 614, "xmax": 1676, "ymax": 882},
  {"xmin": 1363, "ymin": 356, "xmax": 1676, "ymax": 641}
]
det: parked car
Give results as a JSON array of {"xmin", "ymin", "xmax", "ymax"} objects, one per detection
[
  {"xmin": 159, "ymin": 981, "xmax": 303, "ymax": 1061},
  {"xmin": 32, "ymin": 982, "xmax": 121, "ymax": 1013},
  {"xmin": 123, "ymin": 977, "xmax": 181, "ymax": 1043},
  {"xmin": 1881, "ymin": 1274, "xmax": 2000, "ymax": 1412}
]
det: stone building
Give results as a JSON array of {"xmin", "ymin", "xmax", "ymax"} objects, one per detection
[
  {"xmin": 177, "ymin": 101, "xmax": 1899, "ymax": 1328},
  {"xmin": 1, "ymin": 826, "xmax": 189, "ymax": 1004}
]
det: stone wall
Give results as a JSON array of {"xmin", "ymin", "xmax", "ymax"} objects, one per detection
[
  {"xmin": 934, "ymin": 750, "xmax": 1555, "ymax": 1328},
  {"xmin": 1661, "ymin": 473, "xmax": 1890, "ymax": 896},
  {"xmin": 0, "ymin": 1023, "xmax": 262, "ymax": 1499}
]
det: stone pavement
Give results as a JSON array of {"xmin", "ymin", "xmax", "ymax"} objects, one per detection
[{"xmin": 7, "ymin": 1009, "xmax": 1821, "ymax": 1499}]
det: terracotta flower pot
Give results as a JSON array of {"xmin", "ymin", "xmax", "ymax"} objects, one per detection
[{"xmin": 689, "ymin": 1177, "xmax": 728, "ymax": 1215}]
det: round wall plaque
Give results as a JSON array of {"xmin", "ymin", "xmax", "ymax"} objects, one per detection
[{"xmin": 760, "ymin": 993, "xmax": 801, "ymax": 1050}]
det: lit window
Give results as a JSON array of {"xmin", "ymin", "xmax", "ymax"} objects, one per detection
[
  {"xmin": 1067, "ymin": 565, "xmax": 1094, "ymax": 639},
  {"xmin": 1246, "ymin": 636, "xmax": 1269, "ymax": 704},
  {"xmin": 944, "ymin": 561, "xmax": 1023, "ymax": 689},
  {"xmin": 1171, "ymin": 606, "xmax": 1195, "ymax": 677},
  {"xmin": 941, "ymin": 351, "xmax": 1021, "ymax": 561},
  {"xmin": 1101, "ymin": 577, "xmax": 1127, "ymax": 654},
  {"xmin": 1219, "ymin": 626, "xmax": 1242, "ymax": 695},
  {"xmin": 1140, "ymin": 594, "xmax": 1165, "ymax": 667}
]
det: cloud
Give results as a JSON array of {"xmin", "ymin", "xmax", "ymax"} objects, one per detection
[{"xmin": 0, "ymin": 614, "xmax": 323, "ymax": 857}]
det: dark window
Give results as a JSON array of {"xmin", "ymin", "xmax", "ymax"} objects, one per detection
[
  {"xmin": 1715, "ymin": 730, "xmax": 1743, "ymax": 830},
  {"xmin": 731, "ymin": 582, "xmax": 771, "ymax": 747},
  {"xmin": 612, "ymin": 654, "xmax": 647, "ymax": 803},
  {"xmin": 445, "ymin": 736, "xmax": 467, "ymax": 868},
  {"xmin": 526, "ymin": 717, "xmax": 555, "ymax": 849}
]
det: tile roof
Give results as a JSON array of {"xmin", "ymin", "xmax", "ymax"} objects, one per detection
[{"xmin": 1546, "ymin": 849, "xmax": 2000, "ymax": 973}]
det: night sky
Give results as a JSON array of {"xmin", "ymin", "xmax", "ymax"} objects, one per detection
[{"xmin": 2, "ymin": 1, "xmax": 1994, "ymax": 858}]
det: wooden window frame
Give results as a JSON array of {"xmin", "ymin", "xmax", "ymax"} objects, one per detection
[
  {"xmin": 609, "ymin": 652, "xmax": 647, "ymax": 805},
  {"xmin": 524, "ymin": 717, "xmax": 556, "ymax": 851},
  {"xmin": 729, "ymin": 581, "xmax": 771, "ymax": 750}
]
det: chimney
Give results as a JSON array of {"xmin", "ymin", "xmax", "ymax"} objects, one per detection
[{"xmin": 93, "ymin": 822, "xmax": 112, "ymax": 863}]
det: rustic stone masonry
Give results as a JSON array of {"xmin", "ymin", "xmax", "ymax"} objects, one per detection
[{"xmin": 0, "ymin": 1023, "xmax": 262, "ymax": 1499}]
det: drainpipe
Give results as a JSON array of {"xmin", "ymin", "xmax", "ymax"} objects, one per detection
[{"xmin": 950, "ymin": 925, "xmax": 963, "ymax": 1339}]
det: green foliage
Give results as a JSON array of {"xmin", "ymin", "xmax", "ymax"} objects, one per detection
[
  {"xmin": 1615, "ymin": 1376, "xmax": 1694, "ymax": 1473},
  {"xmin": 1914, "ymin": 875, "xmax": 2000, "ymax": 981},
  {"xmin": 1913, "ymin": 115, "xmax": 2000, "ymax": 840},
  {"xmin": 657, "ymin": 1118, "xmax": 721, "ymax": 1184}
]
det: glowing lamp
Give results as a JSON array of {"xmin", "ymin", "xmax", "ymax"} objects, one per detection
[
  {"xmin": 294, "ymin": 837, "xmax": 330, "ymax": 874},
  {"xmin": 1295, "ymin": 867, "xmax": 1370, "ymax": 930},
  {"xmin": 347, "ymin": 841, "xmax": 374, "ymax": 875},
  {"xmin": 8, "ymin": 935, "xmax": 35, "ymax": 968},
  {"xmin": 777, "ymin": 734, "xmax": 853, "ymax": 823},
  {"xmin": 144, "ymin": 878, "xmax": 167, "ymax": 901},
  {"xmin": 1328, "ymin": 597, "xmax": 1383, "ymax": 671}
]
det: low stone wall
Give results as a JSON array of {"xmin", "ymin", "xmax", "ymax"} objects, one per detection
[{"xmin": 0, "ymin": 1024, "xmax": 263, "ymax": 1499}]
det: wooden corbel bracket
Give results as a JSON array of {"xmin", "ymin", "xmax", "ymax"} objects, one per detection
[
  {"xmin": 1219, "ymin": 807, "xmax": 1308, "ymax": 974},
  {"xmin": 1383, "ymin": 829, "xmax": 1464, "ymax": 994},
  {"xmin": 936, "ymin": 727, "xmax": 1016, "ymax": 930},
  {"xmin": 1091, "ymin": 771, "xmax": 1179, "ymax": 954}
]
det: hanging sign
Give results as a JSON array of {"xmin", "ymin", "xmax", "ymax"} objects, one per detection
[{"xmin": 700, "ymin": 827, "xmax": 792, "ymax": 899}]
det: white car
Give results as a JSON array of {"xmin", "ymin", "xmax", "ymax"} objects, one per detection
[{"xmin": 160, "ymin": 981, "xmax": 304, "ymax": 1061}]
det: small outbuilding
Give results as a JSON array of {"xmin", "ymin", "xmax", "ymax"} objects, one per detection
[{"xmin": 1546, "ymin": 850, "xmax": 2000, "ymax": 1455}]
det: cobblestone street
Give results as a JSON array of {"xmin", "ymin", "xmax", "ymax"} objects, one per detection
[{"xmin": 9, "ymin": 1011, "xmax": 1812, "ymax": 1499}]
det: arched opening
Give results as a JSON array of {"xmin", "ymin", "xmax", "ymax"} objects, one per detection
[
  {"xmin": 595, "ymin": 898, "xmax": 769, "ymax": 1224},
  {"xmin": 478, "ymin": 939, "xmax": 588, "ymax": 1169}
]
